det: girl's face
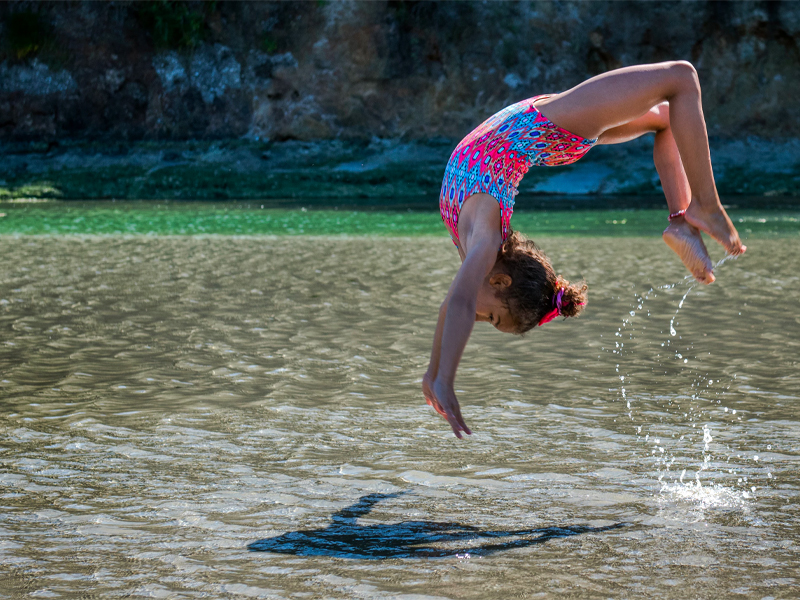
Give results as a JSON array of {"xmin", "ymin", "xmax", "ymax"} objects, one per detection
[{"xmin": 475, "ymin": 274, "xmax": 515, "ymax": 333}]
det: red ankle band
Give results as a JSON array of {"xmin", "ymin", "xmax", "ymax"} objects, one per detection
[{"xmin": 668, "ymin": 209, "xmax": 687, "ymax": 221}]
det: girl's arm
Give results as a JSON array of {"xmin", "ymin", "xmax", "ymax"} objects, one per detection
[
  {"xmin": 422, "ymin": 301, "xmax": 447, "ymax": 402},
  {"xmin": 424, "ymin": 196, "xmax": 503, "ymax": 437},
  {"xmin": 422, "ymin": 285, "xmax": 458, "ymax": 420},
  {"xmin": 422, "ymin": 246, "xmax": 466, "ymax": 394},
  {"xmin": 430, "ymin": 237, "xmax": 498, "ymax": 437}
]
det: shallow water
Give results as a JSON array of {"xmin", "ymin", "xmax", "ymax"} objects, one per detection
[
  {"xmin": 2, "ymin": 200, "xmax": 800, "ymax": 238},
  {"xmin": 1, "ymin": 232, "xmax": 799, "ymax": 599}
]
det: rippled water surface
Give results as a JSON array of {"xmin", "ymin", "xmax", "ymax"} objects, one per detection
[{"xmin": 1, "ymin": 230, "xmax": 799, "ymax": 599}]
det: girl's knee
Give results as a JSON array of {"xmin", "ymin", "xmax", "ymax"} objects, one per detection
[{"xmin": 666, "ymin": 61, "xmax": 700, "ymax": 94}]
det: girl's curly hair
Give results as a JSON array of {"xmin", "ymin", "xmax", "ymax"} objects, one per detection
[{"xmin": 495, "ymin": 230, "xmax": 588, "ymax": 334}]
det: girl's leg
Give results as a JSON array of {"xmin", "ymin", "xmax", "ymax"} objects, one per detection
[
  {"xmin": 536, "ymin": 61, "xmax": 745, "ymax": 256},
  {"xmin": 594, "ymin": 102, "xmax": 690, "ymax": 214},
  {"xmin": 649, "ymin": 110, "xmax": 715, "ymax": 283},
  {"xmin": 597, "ymin": 103, "xmax": 715, "ymax": 283}
]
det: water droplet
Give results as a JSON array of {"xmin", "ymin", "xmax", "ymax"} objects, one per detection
[{"xmin": 702, "ymin": 425, "xmax": 713, "ymax": 451}]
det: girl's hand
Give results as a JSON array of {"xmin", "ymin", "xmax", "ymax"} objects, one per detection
[
  {"xmin": 422, "ymin": 372, "xmax": 448, "ymax": 418},
  {"xmin": 430, "ymin": 378, "xmax": 472, "ymax": 439}
]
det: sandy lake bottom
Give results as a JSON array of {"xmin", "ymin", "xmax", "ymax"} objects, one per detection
[{"xmin": 0, "ymin": 229, "xmax": 798, "ymax": 599}]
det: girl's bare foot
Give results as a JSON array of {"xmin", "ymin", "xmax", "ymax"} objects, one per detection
[
  {"xmin": 684, "ymin": 201, "xmax": 746, "ymax": 256},
  {"xmin": 662, "ymin": 218, "xmax": 715, "ymax": 284}
]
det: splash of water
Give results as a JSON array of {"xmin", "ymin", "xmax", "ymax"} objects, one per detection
[
  {"xmin": 669, "ymin": 285, "xmax": 695, "ymax": 336},
  {"xmin": 660, "ymin": 479, "xmax": 753, "ymax": 510},
  {"xmin": 702, "ymin": 424, "xmax": 713, "ymax": 451},
  {"xmin": 606, "ymin": 252, "xmax": 768, "ymax": 506},
  {"xmin": 664, "ymin": 253, "xmax": 737, "ymax": 337},
  {"xmin": 658, "ymin": 421, "xmax": 755, "ymax": 512}
]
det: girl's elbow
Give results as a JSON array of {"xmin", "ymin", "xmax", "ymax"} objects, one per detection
[{"xmin": 447, "ymin": 294, "xmax": 476, "ymax": 317}]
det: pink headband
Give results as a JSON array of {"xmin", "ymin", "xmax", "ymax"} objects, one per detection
[
  {"xmin": 537, "ymin": 288, "xmax": 565, "ymax": 327},
  {"xmin": 538, "ymin": 286, "xmax": 586, "ymax": 327}
]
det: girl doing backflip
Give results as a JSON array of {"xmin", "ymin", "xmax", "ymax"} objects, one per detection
[{"xmin": 423, "ymin": 61, "xmax": 746, "ymax": 438}]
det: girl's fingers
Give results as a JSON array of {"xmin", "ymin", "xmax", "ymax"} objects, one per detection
[
  {"xmin": 426, "ymin": 397, "xmax": 449, "ymax": 418},
  {"xmin": 452, "ymin": 406, "xmax": 472, "ymax": 436},
  {"xmin": 436, "ymin": 401, "xmax": 462, "ymax": 434},
  {"xmin": 449, "ymin": 418, "xmax": 469, "ymax": 439},
  {"xmin": 428, "ymin": 384, "xmax": 472, "ymax": 437},
  {"xmin": 445, "ymin": 410, "xmax": 464, "ymax": 438},
  {"xmin": 445, "ymin": 403, "xmax": 471, "ymax": 437}
]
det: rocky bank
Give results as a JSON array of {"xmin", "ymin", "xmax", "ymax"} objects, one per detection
[{"xmin": 1, "ymin": 1, "xmax": 799, "ymax": 201}]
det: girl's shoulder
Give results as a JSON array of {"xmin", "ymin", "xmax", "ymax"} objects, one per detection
[{"xmin": 457, "ymin": 193, "xmax": 504, "ymax": 255}]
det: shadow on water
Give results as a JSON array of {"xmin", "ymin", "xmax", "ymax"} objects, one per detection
[{"xmin": 248, "ymin": 493, "xmax": 629, "ymax": 559}]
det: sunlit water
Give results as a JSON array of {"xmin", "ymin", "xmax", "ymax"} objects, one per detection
[{"xmin": 1, "ymin": 232, "xmax": 799, "ymax": 599}]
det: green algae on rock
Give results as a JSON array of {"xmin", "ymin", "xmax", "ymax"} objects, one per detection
[{"xmin": 2, "ymin": 138, "xmax": 800, "ymax": 202}]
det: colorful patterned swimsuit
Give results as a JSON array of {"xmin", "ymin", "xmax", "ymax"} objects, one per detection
[{"xmin": 440, "ymin": 95, "xmax": 598, "ymax": 244}]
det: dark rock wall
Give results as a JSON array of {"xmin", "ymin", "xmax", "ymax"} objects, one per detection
[{"xmin": 1, "ymin": 0, "xmax": 799, "ymax": 142}]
